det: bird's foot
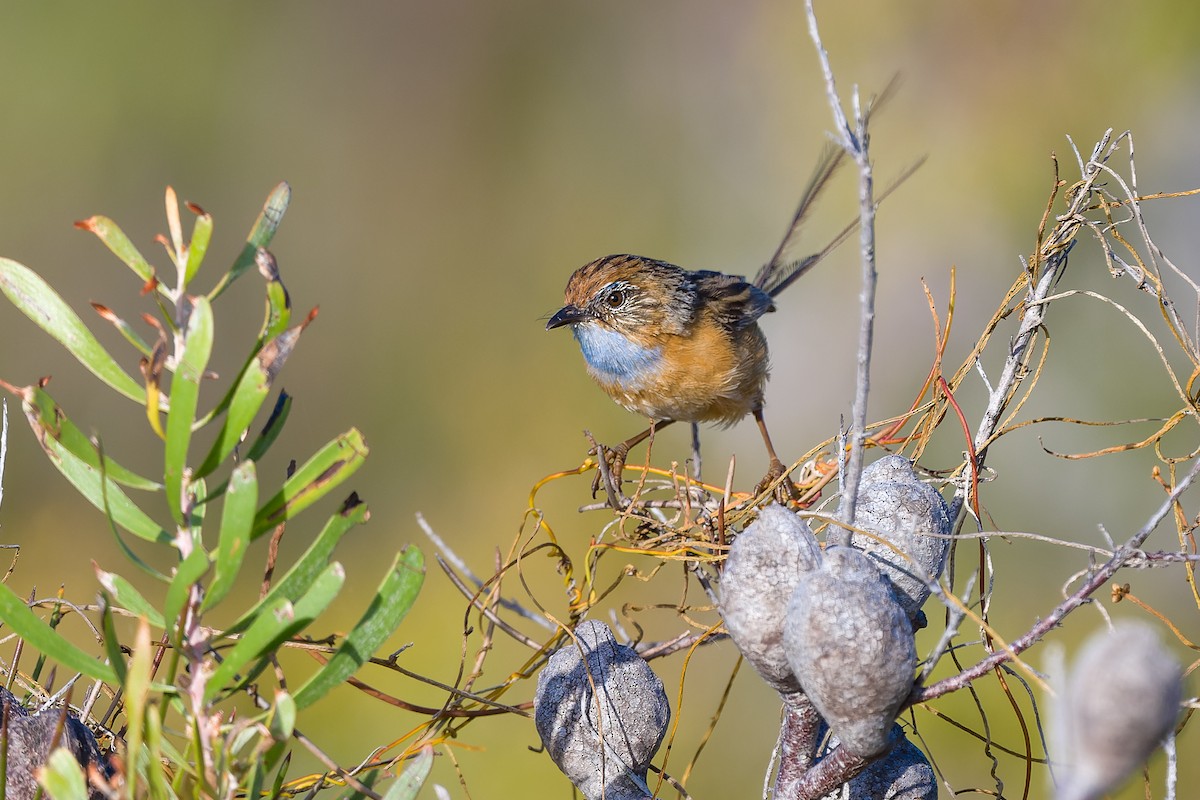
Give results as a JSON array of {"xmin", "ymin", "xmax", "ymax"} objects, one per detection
[
  {"xmin": 755, "ymin": 458, "xmax": 801, "ymax": 505},
  {"xmin": 585, "ymin": 433, "xmax": 630, "ymax": 507}
]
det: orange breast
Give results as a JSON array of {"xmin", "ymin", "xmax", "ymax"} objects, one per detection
[{"xmin": 592, "ymin": 318, "xmax": 770, "ymax": 426}]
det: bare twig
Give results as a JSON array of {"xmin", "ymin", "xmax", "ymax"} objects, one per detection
[
  {"xmin": 0, "ymin": 399, "xmax": 7, "ymax": 514},
  {"xmin": 805, "ymin": 0, "xmax": 880, "ymax": 543},
  {"xmin": 417, "ymin": 513, "xmax": 555, "ymax": 633},
  {"xmin": 915, "ymin": 454, "xmax": 1200, "ymax": 704}
]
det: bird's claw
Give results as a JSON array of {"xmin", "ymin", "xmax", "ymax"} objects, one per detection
[
  {"xmin": 755, "ymin": 458, "xmax": 801, "ymax": 505},
  {"xmin": 585, "ymin": 434, "xmax": 630, "ymax": 506}
]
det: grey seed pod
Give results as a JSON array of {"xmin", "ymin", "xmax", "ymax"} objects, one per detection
[
  {"xmin": 818, "ymin": 726, "xmax": 937, "ymax": 800},
  {"xmin": 720, "ymin": 504, "xmax": 823, "ymax": 693},
  {"xmin": 783, "ymin": 546, "xmax": 916, "ymax": 758},
  {"xmin": 0, "ymin": 688, "xmax": 112, "ymax": 800},
  {"xmin": 534, "ymin": 620, "xmax": 670, "ymax": 800},
  {"xmin": 852, "ymin": 455, "xmax": 953, "ymax": 624},
  {"xmin": 1052, "ymin": 623, "xmax": 1183, "ymax": 800}
]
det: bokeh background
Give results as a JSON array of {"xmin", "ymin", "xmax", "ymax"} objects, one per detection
[{"xmin": 1, "ymin": 2, "xmax": 1198, "ymax": 797}]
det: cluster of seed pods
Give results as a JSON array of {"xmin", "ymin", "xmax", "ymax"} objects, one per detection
[
  {"xmin": 720, "ymin": 456, "xmax": 950, "ymax": 798},
  {"xmin": 533, "ymin": 456, "xmax": 1183, "ymax": 799}
]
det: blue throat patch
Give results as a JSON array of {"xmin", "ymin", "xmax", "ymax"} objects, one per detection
[{"xmin": 573, "ymin": 323, "xmax": 662, "ymax": 387}]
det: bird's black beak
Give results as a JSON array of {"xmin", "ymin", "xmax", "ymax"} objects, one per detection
[{"xmin": 546, "ymin": 304, "xmax": 587, "ymax": 331}]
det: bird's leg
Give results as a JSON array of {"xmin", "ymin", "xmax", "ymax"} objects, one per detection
[
  {"xmin": 590, "ymin": 420, "xmax": 675, "ymax": 501},
  {"xmin": 753, "ymin": 407, "xmax": 800, "ymax": 503}
]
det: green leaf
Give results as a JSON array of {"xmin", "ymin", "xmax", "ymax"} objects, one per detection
[
  {"xmin": 245, "ymin": 390, "xmax": 292, "ymax": 462},
  {"xmin": 37, "ymin": 749, "xmax": 89, "ymax": 800},
  {"xmin": 37, "ymin": 433, "xmax": 170, "ymax": 544},
  {"xmin": 202, "ymin": 460, "xmax": 258, "ymax": 612},
  {"xmin": 205, "ymin": 562, "xmax": 344, "ymax": 701},
  {"xmin": 334, "ymin": 770, "xmax": 381, "ymax": 800},
  {"xmin": 17, "ymin": 384, "xmax": 160, "ymax": 491},
  {"xmin": 194, "ymin": 315, "xmax": 313, "ymax": 479},
  {"xmin": 74, "ymin": 215, "xmax": 168, "ymax": 298},
  {"xmin": 123, "ymin": 617, "xmax": 154, "ymax": 794},
  {"xmin": 266, "ymin": 691, "xmax": 297, "ymax": 742},
  {"xmin": 382, "ymin": 747, "xmax": 433, "ymax": 800},
  {"xmin": 209, "ymin": 182, "xmax": 291, "ymax": 301},
  {"xmin": 255, "ymin": 249, "xmax": 292, "ymax": 343},
  {"xmin": 163, "ymin": 545, "xmax": 210, "ymax": 644},
  {"xmin": 251, "ymin": 428, "xmax": 369, "ymax": 540},
  {"xmin": 0, "ymin": 259, "xmax": 146, "ymax": 402},
  {"xmin": 293, "ymin": 546, "xmax": 424, "ymax": 709},
  {"xmin": 165, "ymin": 296, "xmax": 214, "ymax": 525},
  {"xmin": 98, "ymin": 593, "xmax": 128, "ymax": 686},
  {"xmin": 229, "ymin": 495, "xmax": 366, "ymax": 633},
  {"xmin": 184, "ymin": 205, "xmax": 213, "ymax": 286},
  {"xmin": 143, "ymin": 703, "xmax": 174, "ymax": 800},
  {"xmin": 91, "ymin": 302, "xmax": 154, "ymax": 358},
  {"xmin": 95, "ymin": 565, "xmax": 166, "ymax": 628},
  {"xmin": 267, "ymin": 752, "xmax": 292, "ymax": 800},
  {"xmin": 0, "ymin": 580, "xmax": 116, "ymax": 682}
]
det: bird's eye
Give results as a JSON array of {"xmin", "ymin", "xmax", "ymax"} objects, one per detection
[{"xmin": 605, "ymin": 290, "xmax": 625, "ymax": 308}]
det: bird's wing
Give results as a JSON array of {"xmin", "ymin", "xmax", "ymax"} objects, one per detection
[{"xmin": 692, "ymin": 270, "xmax": 775, "ymax": 331}]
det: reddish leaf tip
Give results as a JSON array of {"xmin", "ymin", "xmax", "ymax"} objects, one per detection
[{"xmin": 73, "ymin": 217, "xmax": 99, "ymax": 232}]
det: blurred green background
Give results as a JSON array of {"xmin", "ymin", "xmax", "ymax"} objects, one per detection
[{"xmin": 1, "ymin": 2, "xmax": 1198, "ymax": 797}]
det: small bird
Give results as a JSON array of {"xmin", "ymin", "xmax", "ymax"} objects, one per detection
[{"xmin": 548, "ymin": 146, "xmax": 856, "ymax": 503}]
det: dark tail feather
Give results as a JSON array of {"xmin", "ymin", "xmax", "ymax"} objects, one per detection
[
  {"xmin": 754, "ymin": 75, "xmax": 912, "ymax": 298},
  {"xmin": 754, "ymin": 142, "xmax": 846, "ymax": 292},
  {"xmin": 761, "ymin": 154, "xmax": 927, "ymax": 297}
]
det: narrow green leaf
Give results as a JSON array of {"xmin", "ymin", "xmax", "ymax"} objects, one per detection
[
  {"xmin": 143, "ymin": 704, "xmax": 173, "ymax": 800},
  {"xmin": 245, "ymin": 390, "xmax": 292, "ymax": 463},
  {"xmin": 334, "ymin": 769, "xmax": 381, "ymax": 800},
  {"xmin": 293, "ymin": 546, "xmax": 424, "ymax": 709},
  {"xmin": 205, "ymin": 563, "xmax": 344, "ymax": 701},
  {"xmin": 266, "ymin": 691, "xmax": 296, "ymax": 742},
  {"xmin": 245, "ymin": 753, "xmax": 266, "ymax": 800},
  {"xmin": 74, "ymin": 215, "xmax": 168, "ymax": 298},
  {"xmin": 194, "ymin": 358, "xmax": 268, "ymax": 478},
  {"xmin": 164, "ymin": 297, "xmax": 214, "ymax": 524},
  {"xmin": 251, "ymin": 428, "xmax": 368, "ymax": 540},
  {"xmin": 382, "ymin": 747, "xmax": 433, "ymax": 800},
  {"xmin": 94, "ymin": 437, "xmax": 169, "ymax": 582},
  {"xmin": 123, "ymin": 617, "xmax": 154, "ymax": 794},
  {"xmin": 229, "ymin": 495, "xmax": 366, "ymax": 633},
  {"xmin": 256, "ymin": 249, "xmax": 292, "ymax": 342},
  {"xmin": 98, "ymin": 593, "xmax": 128, "ymax": 686},
  {"xmin": 0, "ymin": 581, "xmax": 116, "ymax": 682},
  {"xmin": 95, "ymin": 565, "xmax": 166, "ymax": 628},
  {"xmin": 18, "ymin": 385, "xmax": 160, "ymax": 491},
  {"xmin": 194, "ymin": 315, "xmax": 312, "ymax": 479},
  {"xmin": 189, "ymin": 475, "xmax": 208, "ymax": 530},
  {"xmin": 267, "ymin": 752, "xmax": 291, "ymax": 800},
  {"xmin": 209, "ymin": 182, "xmax": 291, "ymax": 301},
  {"xmin": 38, "ymin": 434, "xmax": 170, "ymax": 544},
  {"xmin": 184, "ymin": 206, "xmax": 213, "ymax": 286},
  {"xmin": 163, "ymin": 545, "xmax": 210, "ymax": 644},
  {"xmin": 202, "ymin": 461, "xmax": 258, "ymax": 612},
  {"xmin": 37, "ymin": 749, "xmax": 89, "ymax": 800},
  {"xmin": 91, "ymin": 302, "xmax": 154, "ymax": 358},
  {"xmin": 0, "ymin": 259, "xmax": 145, "ymax": 402}
]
